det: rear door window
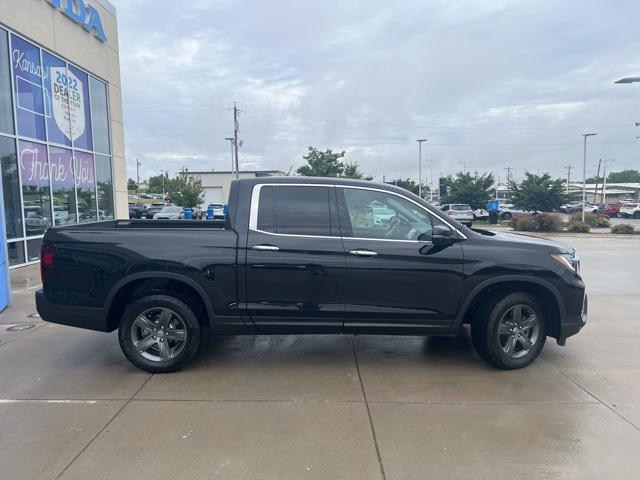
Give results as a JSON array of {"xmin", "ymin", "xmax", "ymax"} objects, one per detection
[{"xmin": 256, "ymin": 185, "xmax": 334, "ymax": 236}]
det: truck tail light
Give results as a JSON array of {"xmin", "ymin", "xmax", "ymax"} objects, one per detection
[{"xmin": 40, "ymin": 243, "xmax": 56, "ymax": 284}]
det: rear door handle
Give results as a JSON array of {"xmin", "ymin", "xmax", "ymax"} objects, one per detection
[
  {"xmin": 349, "ymin": 249, "xmax": 378, "ymax": 257},
  {"xmin": 251, "ymin": 244, "xmax": 280, "ymax": 252}
]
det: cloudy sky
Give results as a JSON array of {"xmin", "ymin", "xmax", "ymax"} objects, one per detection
[{"xmin": 114, "ymin": 0, "xmax": 640, "ymax": 185}]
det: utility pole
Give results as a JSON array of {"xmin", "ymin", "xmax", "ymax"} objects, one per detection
[
  {"xmin": 582, "ymin": 133, "xmax": 598, "ymax": 222},
  {"xmin": 136, "ymin": 156, "xmax": 142, "ymax": 194},
  {"xmin": 505, "ymin": 166, "xmax": 513, "ymax": 201},
  {"xmin": 602, "ymin": 159, "xmax": 614, "ymax": 204},
  {"xmin": 564, "ymin": 165, "xmax": 573, "ymax": 194},
  {"xmin": 416, "ymin": 139, "xmax": 427, "ymax": 198},
  {"xmin": 593, "ymin": 158, "xmax": 602, "ymax": 204},
  {"xmin": 225, "ymin": 137, "xmax": 235, "ymax": 175},
  {"xmin": 233, "ymin": 103, "xmax": 240, "ymax": 179}
]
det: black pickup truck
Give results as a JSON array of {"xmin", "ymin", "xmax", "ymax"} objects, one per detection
[{"xmin": 36, "ymin": 177, "xmax": 587, "ymax": 372}]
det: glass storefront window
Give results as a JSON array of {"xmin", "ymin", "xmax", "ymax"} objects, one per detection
[
  {"xmin": 2, "ymin": 29, "xmax": 114, "ymax": 268},
  {"xmin": 19, "ymin": 139, "xmax": 52, "ymax": 236},
  {"xmin": 11, "ymin": 35, "xmax": 46, "ymax": 141},
  {"xmin": 74, "ymin": 151, "xmax": 96, "ymax": 222},
  {"xmin": 0, "ymin": 29, "xmax": 14, "ymax": 134},
  {"xmin": 42, "ymin": 51, "xmax": 72, "ymax": 147},
  {"xmin": 1, "ymin": 136, "xmax": 22, "ymax": 239},
  {"xmin": 90, "ymin": 77, "xmax": 110, "ymax": 154},
  {"xmin": 7, "ymin": 241, "xmax": 25, "ymax": 266},
  {"xmin": 50, "ymin": 146, "xmax": 77, "ymax": 225},
  {"xmin": 26, "ymin": 238, "xmax": 42, "ymax": 263},
  {"xmin": 67, "ymin": 65, "xmax": 93, "ymax": 151},
  {"xmin": 95, "ymin": 154, "xmax": 113, "ymax": 220}
]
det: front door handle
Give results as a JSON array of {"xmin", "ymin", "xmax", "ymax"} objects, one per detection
[
  {"xmin": 252, "ymin": 244, "xmax": 280, "ymax": 252},
  {"xmin": 349, "ymin": 249, "xmax": 378, "ymax": 257}
]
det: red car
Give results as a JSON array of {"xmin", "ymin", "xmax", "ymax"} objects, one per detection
[{"xmin": 598, "ymin": 202, "xmax": 625, "ymax": 218}]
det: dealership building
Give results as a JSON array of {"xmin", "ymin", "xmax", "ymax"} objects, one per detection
[{"xmin": 0, "ymin": 0, "xmax": 126, "ymax": 286}]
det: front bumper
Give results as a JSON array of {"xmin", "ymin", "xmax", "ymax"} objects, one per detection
[
  {"xmin": 556, "ymin": 294, "xmax": 587, "ymax": 345},
  {"xmin": 36, "ymin": 289, "xmax": 111, "ymax": 332}
]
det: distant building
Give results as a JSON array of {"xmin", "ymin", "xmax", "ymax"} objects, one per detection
[
  {"xmin": 567, "ymin": 183, "xmax": 640, "ymax": 203},
  {"xmin": 186, "ymin": 170, "xmax": 287, "ymax": 205}
]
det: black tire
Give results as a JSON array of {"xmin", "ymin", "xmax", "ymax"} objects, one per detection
[
  {"xmin": 471, "ymin": 292, "xmax": 546, "ymax": 369},
  {"xmin": 118, "ymin": 294, "xmax": 202, "ymax": 373},
  {"xmin": 634, "ymin": 211, "xmax": 640, "ymax": 219},
  {"xmin": 502, "ymin": 212, "xmax": 512, "ymax": 221}
]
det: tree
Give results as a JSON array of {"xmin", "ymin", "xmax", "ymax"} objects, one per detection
[
  {"xmin": 148, "ymin": 173, "xmax": 168, "ymax": 194},
  {"xmin": 510, "ymin": 172, "xmax": 566, "ymax": 212},
  {"xmin": 441, "ymin": 172, "xmax": 494, "ymax": 209},
  {"xmin": 127, "ymin": 178, "xmax": 137, "ymax": 191},
  {"xmin": 607, "ymin": 169, "xmax": 640, "ymax": 183},
  {"xmin": 167, "ymin": 171, "xmax": 204, "ymax": 208},
  {"xmin": 342, "ymin": 162, "xmax": 373, "ymax": 180},
  {"xmin": 297, "ymin": 147, "xmax": 346, "ymax": 177},
  {"xmin": 388, "ymin": 178, "xmax": 428, "ymax": 197}
]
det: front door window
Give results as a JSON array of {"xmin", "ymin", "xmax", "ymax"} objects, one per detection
[{"xmin": 341, "ymin": 188, "xmax": 435, "ymax": 241}]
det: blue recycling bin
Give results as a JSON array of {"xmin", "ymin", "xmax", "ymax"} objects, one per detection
[
  {"xmin": 207, "ymin": 204, "xmax": 214, "ymax": 220},
  {"xmin": 183, "ymin": 207, "xmax": 193, "ymax": 220}
]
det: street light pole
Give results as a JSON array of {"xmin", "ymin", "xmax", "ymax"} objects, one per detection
[
  {"xmin": 582, "ymin": 133, "xmax": 598, "ymax": 222},
  {"xmin": 416, "ymin": 139, "xmax": 427, "ymax": 198}
]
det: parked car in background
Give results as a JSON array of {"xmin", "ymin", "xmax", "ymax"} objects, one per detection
[
  {"xmin": 441, "ymin": 204, "xmax": 474, "ymax": 226},
  {"xmin": 473, "ymin": 208, "xmax": 489, "ymax": 220},
  {"xmin": 128, "ymin": 202, "xmax": 146, "ymax": 219},
  {"xmin": 597, "ymin": 202, "xmax": 623, "ymax": 218},
  {"xmin": 153, "ymin": 205, "xmax": 184, "ymax": 220},
  {"xmin": 560, "ymin": 202, "xmax": 597, "ymax": 214},
  {"xmin": 207, "ymin": 203, "xmax": 226, "ymax": 220},
  {"xmin": 498, "ymin": 204, "xmax": 534, "ymax": 221},
  {"xmin": 145, "ymin": 202, "xmax": 166, "ymax": 219},
  {"xmin": 619, "ymin": 203, "xmax": 640, "ymax": 219}
]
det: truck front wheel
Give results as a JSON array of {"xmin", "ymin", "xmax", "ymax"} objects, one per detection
[
  {"xmin": 118, "ymin": 294, "xmax": 202, "ymax": 373},
  {"xmin": 471, "ymin": 292, "xmax": 546, "ymax": 369}
]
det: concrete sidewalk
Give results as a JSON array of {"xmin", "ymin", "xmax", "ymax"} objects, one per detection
[{"xmin": 1, "ymin": 236, "xmax": 639, "ymax": 479}]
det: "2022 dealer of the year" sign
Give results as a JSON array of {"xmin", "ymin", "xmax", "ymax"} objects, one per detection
[{"xmin": 46, "ymin": 0, "xmax": 107, "ymax": 43}]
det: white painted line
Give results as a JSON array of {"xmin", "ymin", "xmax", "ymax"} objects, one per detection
[{"xmin": 0, "ymin": 399, "xmax": 98, "ymax": 404}]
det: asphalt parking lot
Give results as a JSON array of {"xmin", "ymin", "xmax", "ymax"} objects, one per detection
[{"xmin": 1, "ymin": 234, "xmax": 639, "ymax": 480}]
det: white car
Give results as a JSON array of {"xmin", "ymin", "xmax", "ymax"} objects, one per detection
[
  {"xmin": 441, "ymin": 204, "xmax": 474, "ymax": 226},
  {"xmin": 619, "ymin": 203, "xmax": 640, "ymax": 219},
  {"xmin": 498, "ymin": 203, "xmax": 535, "ymax": 220},
  {"xmin": 153, "ymin": 205, "xmax": 184, "ymax": 220},
  {"xmin": 473, "ymin": 208, "xmax": 489, "ymax": 220}
]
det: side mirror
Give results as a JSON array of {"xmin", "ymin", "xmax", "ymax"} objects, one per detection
[{"xmin": 431, "ymin": 225, "xmax": 455, "ymax": 245}]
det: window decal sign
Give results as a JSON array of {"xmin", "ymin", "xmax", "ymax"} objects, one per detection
[
  {"xmin": 46, "ymin": 0, "xmax": 108, "ymax": 43},
  {"xmin": 73, "ymin": 151, "xmax": 95, "ymax": 189},
  {"xmin": 11, "ymin": 35, "xmax": 46, "ymax": 140},
  {"xmin": 19, "ymin": 140, "xmax": 49, "ymax": 188},
  {"xmin": 67, "ymin": 65, "xmax": 92, "ymax": 150},
  {"xmin": 50, "ymin": 66, "xmax": 85, "ymax": 143},
  {"xmin": 42, "ymin": 52, "xmax": 71, "ymax": 146},
  {"xmin": 50, "ymin": 147, "xmax": 74, "ymax": 189}
]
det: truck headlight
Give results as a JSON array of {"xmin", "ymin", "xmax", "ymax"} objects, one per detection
[{"xmin": 551, "ymin": 253, "xmax": 580, "ymax": 273}]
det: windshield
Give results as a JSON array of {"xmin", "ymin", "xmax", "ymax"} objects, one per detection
[{"xmin": 452, "ymin": 204, "xmax": 472, "ymax": 211}]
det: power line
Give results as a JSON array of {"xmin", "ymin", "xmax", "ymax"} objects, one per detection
[{"xmin": 125, "ymin": 107, "xmax": 636, "ymax": 131}]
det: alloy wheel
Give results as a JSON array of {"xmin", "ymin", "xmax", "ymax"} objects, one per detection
[
  {"xmin": 131, "ymin": 307, "xmax": 187, "ymax": 362},
  {"xmin": 497, "ymin": 304, "xmax": 540, "ymax": 359}
]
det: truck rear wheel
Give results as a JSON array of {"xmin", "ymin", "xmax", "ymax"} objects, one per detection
[
  {"xmin": 118, "ymin": 294, "xmax": 202, "ymax": 373},
  {"xmin": 471, "ymin": 292, "xmax": 546, "ymax": 369}
]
